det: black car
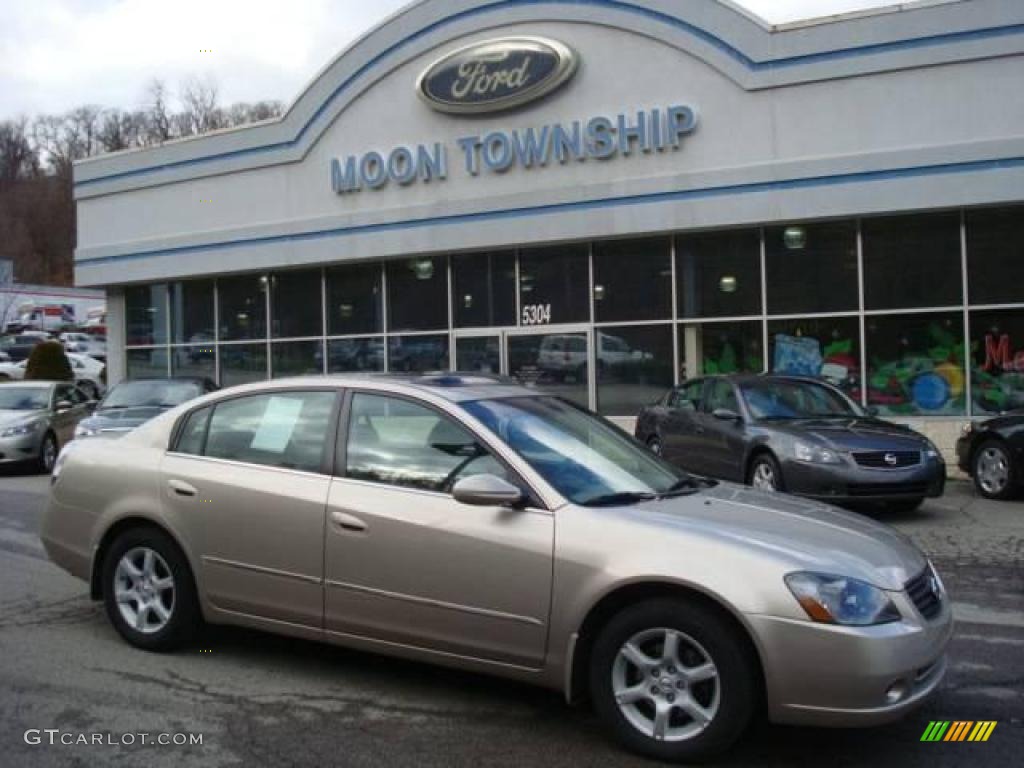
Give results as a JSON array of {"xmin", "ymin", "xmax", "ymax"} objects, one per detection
[
  {"xmin": 956, "ymin": 410, "xmax": 1024, "ymax": 500},
  {"xmin": 74, "ymin": 377, "xmax": 217, "ymax": 439},
  {"xmin": 635, "ymin": 374, "xmax": 946, "ymax": 511}
]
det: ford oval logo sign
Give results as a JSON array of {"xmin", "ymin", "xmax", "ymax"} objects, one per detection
[{"xmin": 417, "ymin": 36, "xmax": 578, "ymax": 114}]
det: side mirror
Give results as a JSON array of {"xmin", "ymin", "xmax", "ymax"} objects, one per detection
[
  {"xmin": 712, "ymin": 407, "xmax": 742, "ymax": 422},
  {"xmin": 452, "ymin": 474, "xmax": 524, "ymax": 507},
  {"xmin": 54, "ymin": 400, "xmax": 73, "ymax": 412}
]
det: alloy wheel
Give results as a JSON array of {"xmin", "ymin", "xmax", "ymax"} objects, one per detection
[
  {"xmin": 612, "ymin": 627, "xmax": 721, "ymax": 742},
  {"xmin": 976, "ymin": 446, "xmax": 1010, "ymax": 496},
  {"xmin": 41, "ymin": 436, "xmax": 57, "ymax": 472},
  {"xmin": 114, "ymin": 547, "xmax": 176, "ymax": 634},
  {"xmin": 751, "ymin": 462, "xmax": 777, "ymax": 491}
]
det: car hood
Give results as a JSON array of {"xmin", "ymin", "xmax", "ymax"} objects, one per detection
[
  {"xmin": 80, "ymin": 406, "xmax": 167, "ymax": 432},
  {"xmin": 764, "ymin": 417, "xmax": 927, "ymax": 452},
  {"xmin": 632, "ymin": 483, "xmax": 926, "ymax": 590},
  {"xmin": 0, "ymin": 408, "xmax": 45, "ymax": 428}
]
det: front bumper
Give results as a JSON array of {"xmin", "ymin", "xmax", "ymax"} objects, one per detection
[
  {"xmin": 0, "ymin": 430, "xmax": 44, "ymax": 464},
  {"xmin": 782, "ymin": 456, "xmax": 946, "ymax": 502},
  {"xmin": 749, "ymin": 590, "xmax": 953, "ymax": 727}
]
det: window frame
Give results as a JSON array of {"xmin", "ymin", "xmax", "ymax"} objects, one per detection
[
  {"xmin": 334, "ymin": 388, "xmax": 546, "ymax": 509},
  {"xmin": 168, "ymin": 387, "xmax": 343, "ymax": 477}
]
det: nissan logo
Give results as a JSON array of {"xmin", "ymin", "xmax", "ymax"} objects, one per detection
[
  {"xmin": 417, "ymin": 36, "xmax": 578, "ymax": 114},
  {"xmin": 884, "ymin": 452, "xmax": 899, "ymax": 466}
]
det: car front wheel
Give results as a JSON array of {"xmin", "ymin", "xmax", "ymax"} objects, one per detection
[
  {"xmin": 748, "ymin": 454, "xmax": 784, "ymax": 493},
  {"xmin": 37, "ymin": 432, "xmax": 58, "ymax": 474},
  {"xmin": 102, "ymin": 527, "xmax": 199, "ymax": 651},
  {"xmin": 590, "ymin": 599, "xmax": 757, "ymax": 762},
  {"xmin": 973, "ymin": 440, "xmax": 1015, "ymax": 500}
]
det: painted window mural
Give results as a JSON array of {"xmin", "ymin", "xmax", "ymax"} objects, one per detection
[
  {"xmin": 681, "ymin": 321, "xmax": 763, "ymax": 379},
  {"xmin": 768, "ymin": 317, "xmax": 860, "ymax": 398},
  {"xmin": 866, "ymin": 313, "xmax": 966, "ymax": 416},
  {"xmin": 970, "ymin": 310, "xmax": 1024, "ymax": 415}
]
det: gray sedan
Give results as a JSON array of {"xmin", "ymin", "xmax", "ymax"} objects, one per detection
[{"xmin": 0, "ymin": 381, "xmax": 94, "ymax": 472}]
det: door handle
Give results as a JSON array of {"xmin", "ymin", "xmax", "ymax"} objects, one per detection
[
  {"xmin": 330, "ymin": 511, "xmax": 367, "ymax": 533},
  {"xmin": 168, "ymin": 479, "xmax": 197, "ymax": 498}
]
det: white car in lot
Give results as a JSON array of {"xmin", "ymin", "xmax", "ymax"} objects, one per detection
[
  {"xmin": 0, "ymin": 353, "xmax": 104, "ymax": 399},
  {"xmin": 59, "ymin": 332, "xmax": 107, "ymax": 361}
]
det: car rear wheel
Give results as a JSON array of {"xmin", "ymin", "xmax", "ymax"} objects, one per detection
[
  {"xmin": 102, "ymin": 528, "xmax": 199, "ymax": 651},
  {"xmin": 972, "ymin": 440, "xmax": 1015, "ymax": 500},
  {"xmin": 590, "ymin": 599, "xmax": 757, "ymax": 762},
  {"xmin": 748, "ymin": 454, "xmax": 784, "ymax": 493},
  {"xmin": 37, "ymin": 432, "xmax": 58, "ymax": 474}
]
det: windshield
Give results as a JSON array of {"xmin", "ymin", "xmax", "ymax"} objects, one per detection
[
  {"xmin": 100, "ymin": 380, "xmax": 201, "ymax": 409},
  {"xmin": 740, "ymin": 379, "xmax": 861, "ymax": 420},
  {"xmin": 0, "ymin": 386, "xmax": 50, "ymax": 411},
  {"xmin": 462, "ymin": 396, "xmax": 694, "ymax": 506}
]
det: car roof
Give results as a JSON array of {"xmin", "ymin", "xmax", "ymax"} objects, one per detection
[{"xmin": 204, "ymin": 373, "xmax": 538, "ymax": 403}]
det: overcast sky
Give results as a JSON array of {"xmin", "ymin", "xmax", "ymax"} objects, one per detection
[{"xmin": 0, "ymin": 0, "xmax": 901, "ymax": 118}]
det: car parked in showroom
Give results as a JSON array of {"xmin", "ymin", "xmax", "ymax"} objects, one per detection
[
  {"xmin": 636, "ymin": 375, "xmax": 946, "ymax": 512},
  {"xmin": 0, "ymin": 380, "xmax": 94, "ymax": 471},
  {"xmin": 42, "ymin": 374, "xmax": 951, "ymax": 762},
  {"xmin": 74, "ymin": 377, "xmax": 217, "ymax": 440},
  {"xmin": 956, "ymin": 410, "xmax": 1023, "ymax": 500}
]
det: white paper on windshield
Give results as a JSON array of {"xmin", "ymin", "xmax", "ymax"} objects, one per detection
[{"xmin": 250, "ymin": 396, "xmax": 303, "ymax": 453}]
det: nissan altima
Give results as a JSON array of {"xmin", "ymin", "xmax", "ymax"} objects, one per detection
[
  {"xmin": 636, "ymin": 375, "xmax": 946, "ymax": 511},
  {"xmin": 41, "ymin": 374, "xmax": 951, "ymax": 762}
]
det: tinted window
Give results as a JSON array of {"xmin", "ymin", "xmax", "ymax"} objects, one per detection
[
  {"xmin": 452, "ymin": 251, "xmax": 516, "ymax": 328},
  {"xmin": 703, "ymin": 379, "xmax": 739, "ymax": 414},
  {"xmin": 862, "ymin": 212, "xmax": 962, "ymax": 310},
  {"xmin": 219, "ymin": 344, "xmax": 267, "ymax": 387},
  {"xmin": 518, "ymin": 244, "xmax": 590, "ymax": 325},
  {"xmin": 102, "ymin": 380, "xmax": 202, "ymax": 408},
  {"xmin": 670, "ymin": 379, "xmax": 704, "ymax": 410},
  {"xmin": 345, "ymin": 393, "xmax": 507, "ymax": 492},
  {"xmin": 593, "ymin": 237, "xmax": 672, "ymax": 322},
  {"xmin": 765, "ymin": 222, "xmax": 858, "ymax": 314},
  {"xmin": 387, "ymin": 257, "xmax": 448, "ymax": 331},
  {"xmin": 271, "ymin": 270, "xmax": 322, "ymax": 339},
  {"xmin": 456, "ymin": 336, "xmax": 501, "ymax": 374},
  {"xmin": 126, "ymin": 349, "xmax": 168, "ymax": 380},
  {"xmin": 218, "ymin": 274, "xmax": 268, "ymax": 341},
  {"xmin": 169, "ymin": 280, "xmax": 214, "ymax": 344},
  {"xmin": 509, "ymin": 332, "xmax": 588, "ymax": 407},
  {"xmin": 125, "ymin": 284, "xmax": 168, "ymax": 346},
  {"xmin": 326, "ymin": 263, "xmax": 383, "ymax": 335},
  {"xmin": 205, "ymin": 392, "xmax": 335, "ymax": 472},
  {"xmin": 681, "ymin": 321, "xmax": 764, "ymax": 378},
  {"xmin": 271, "ymin": 340, "xmax": 323, "ymax": 378},
  {"xmin": 175, "ymin": 406, "xmax": 211, "ymax": 455},
  {"xmin": 388, "ymin": 334, "xmax": 450, "ymax": 373},
  {"xmin": 768, "ymin": 316, "xmax": 861, "ymax": 398},
  {"xmin": 595, "ymin": 325, "xmax": 673, "ymax": 416},
  {"xmin": 740, "ymin": 379, "xmax": 858, "ymax": 420},
  {"xmin": 676, "ymin": 230, "xmax": 761, "ymax": 318},
  {"xmin": 327, "ymin": 337, "xmax": 385, "ymax": 373},
  {"xmin": 966, "ymin": 206, "xmax": 1024, "ymax": 305}
]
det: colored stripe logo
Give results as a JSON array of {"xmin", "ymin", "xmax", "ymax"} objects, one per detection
[{"xmin": 921, "ymin": 721, "xmax": 997, "ymax": 742}]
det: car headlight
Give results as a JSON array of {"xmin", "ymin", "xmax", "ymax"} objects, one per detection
[
  {"xmin": 0, "ymin": 420, "xmax": 40, "ymax": 438},
  {"xmin": 793, "ymin": 440, "xmax": 840, "ymax": 464},
  {"xmin": 960, "ymin": 422, "xmax": 974, "ymax": 437},
  {"xmin": 785, "ymin": 572, "xmax": 901, "ymax": 626},
  {"xmin": 923, "ymin": 438, "xmax": 942, "ymax": 460},
  {"xmin": 74, "ymin": 423, "xmax": 99, "ymax": 438}
]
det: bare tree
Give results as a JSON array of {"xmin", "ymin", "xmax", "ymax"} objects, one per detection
[
  {"xmin": 98, "ymin": 108, "xmax": 144, "ymax": 153},
  {"xmin": 0, "ymin": 117, "xmax": 39, "ymax": 181},
  {"xmin": 177, "ymin": 76, "xmax": 225, "ymax": 137},
  {"xmin": 145, "ymin": 79, "xmax": 173, "ymax": 144}
]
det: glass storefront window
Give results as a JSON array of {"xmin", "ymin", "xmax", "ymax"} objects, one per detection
[
  {"xmin": 387, "ymin": 256, "xmax": 448, "ymax": 332},
  {"xmin": 219, "ymin": 343, "xmax": 268, "ymax": 387},
  {"xmin": 327, "ymin": 337, "xmax": 385, "ymax": 373},
  {"xmin": 866, "ymin": 312, "xmax": 966, "ymax": 416},
  {"xmin": 595, "ymin": 325, "xmax": 674, "ymax": 416},
  {"xmin": 272, "ymin": 340, "xmax": 323, "ymax": 378},
  {"xmin": 218, "ymin": 274, "xmax": 268, "ymax": 341},
  {"xmin": 966, "ymin": 206, "xmax": 1024, "ymax": 306},
  {"xmin": 765, "ymin": 221, "xmax": 858, "ymax": 315},
  {"xmin": 171, "ymin": 346, "xmax": 215, "ymax": 382},
  {"xmin": 452, "ymin": 251, "xmax": 516, "ymax": 328},
  {"xmin": 387, "ymin": 334, "xmax": 450, "ymax": 372},
  {"xmin": 169, "ymin": 280, "xmax": 213, "ymax": 345},
  {"xmin": 676, "ymin": 230, "xmax": 761, "ymax": 318},
  {"xmin": 863, "ymin": 212, "xmax": 962, "ymax": 310},
  {"xmin": 680, "ymin": 321, "xmax": 763, "ymax": 379},
  {"xmin": 326, "ymin": 263, "xmax": 383, "ymax": 336},
  {"xmin": 969, "ymin": 309, "xmax": 1024, "ymax": 415},
  {"xmin": 271, "ymin": 270, "xmax": 322, "ymax": 339},
  {"xmin": 518, "ymin": 244, "xmax": 590, "ymax": 325},
  {"xmin": 126, "ymin": 348, "xmax": 168, "ymax": 379},
  {"xmin": 125, "ymin": 284, "xmax": 168, "ymax": 346},
  {"xmin": 456, "ymin": 336, "xmax": 501, "ymax": 374},
  {"xmin": 508, "ymin": 332, "xmax": 589, "ymax": 406},
  {"xmin": 593, "ymin": 237, "xmax": 672, "ymax": 322},
  {"xmin": 768, "ymin": 316, "xmax": 861, "ymax": 398}
]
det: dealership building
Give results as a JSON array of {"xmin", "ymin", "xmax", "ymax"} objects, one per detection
[{"xmin": 73, "ymin": 0, "xmax": 1024, "ymax": 455}]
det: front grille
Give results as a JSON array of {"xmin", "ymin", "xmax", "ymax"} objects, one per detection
[
  {"xmin": 846, "ymin": 482, "xmax": 929, "ymax": 497},
  {"xmin": 853, "ymin": 450, "xmax": 921, "ymax": 469},
  {"xmin": 905, "ymin": 566, "xmax": 943, "ymax": 620}
]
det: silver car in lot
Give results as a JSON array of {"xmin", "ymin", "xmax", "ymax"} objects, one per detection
[
  {"xmin": 41, "ymin": 374, "xmax": 952, "ymax": 761},
  {"xmin": 0, "ymin": 381, "xmax": 94, "ymax": 472}
]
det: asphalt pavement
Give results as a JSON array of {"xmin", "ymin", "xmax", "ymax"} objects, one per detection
[{"xmin": 0, "ymin": 472, "xmax": 1021, "ymax": 767}]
